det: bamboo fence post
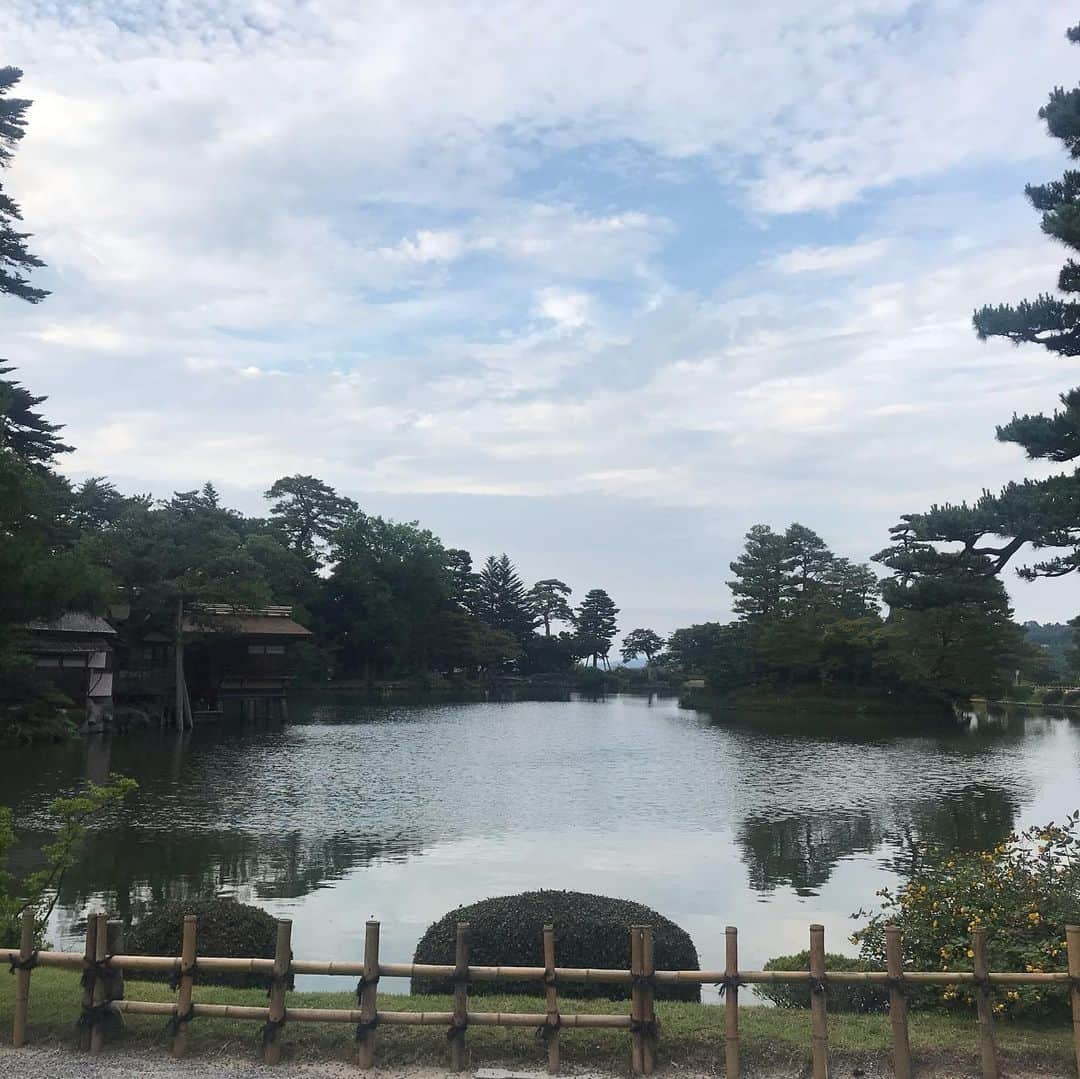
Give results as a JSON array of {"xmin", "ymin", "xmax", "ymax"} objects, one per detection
[
  {"xmin": 809, "ymin": 924, "xmax": 829, "ymax": 1079},
  {"xmin": 641, "ymin": 925, "xmax": 657, "ymax": 1076},
  {"xmin": 263, "ymin": 918, "xmax": 292, "ymax": 1065},
  {"xmin": 885, "ymin": 925, "xmax": 912, "ymax": 1079},
  {"xmin": 630, "ymin": 925, "xmax": 645, "ymax": 1076},
  {"xmin": 356, "ymin": 920, "xmax": 380, "ymax": 1069},
  {"xmin": 1068, "ymin": 926, "xmax": 1080, "ymax": 1078},
  {"xmin": 450, "ymin": 922, "xmax": 470, "ymax": 1072},
  {"xmin": 972, "ymin": 927, "xmax": 999, "ymax": 1079},
  {"xmin": 12, "ymin": 908, "xmax": 34, "ymax": 1048},
  {"xmin": 543, "ymin": 924, "xmax": 560, "ymax": 1075},
  {"xmin": 79, "ymin": 914, "xmax": 98, "ymax": 1051},
  {"xmin": 724, "ymin": 925, "xmax": 739, "ymax": 1079},
  {"xmin": 170, "ymin": 915, "xmax": 197, "ymax": 1058},
  {"xmin": 90, "ymin": 912, "xmax": 109, "ymax": 1054}
]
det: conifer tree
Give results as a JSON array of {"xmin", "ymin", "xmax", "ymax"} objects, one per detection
[{"xmin": 575, "ymin": 588, "xmax": 619, "ymax": 668}]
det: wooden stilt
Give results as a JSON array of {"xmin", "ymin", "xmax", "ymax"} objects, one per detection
[
  {"xmin": 356, "ymin": 920, "xmax": 380, "ymax": 1069},
  {"xmin": 90, "ymin": 913, "xmax": 108, "ymax": 1054},
  {"xmin": 170, "ymin": 915, "xmax": 197, "ymax": 1058},
  {"xmin": 79, "ymin": 915, "xmax": 98, "ymax": 1052},
  {"xmin": 263, "ymin": 919, "xmax": 292, "ymax": 1064},
  {"xmin": 972, "ymin": 928, "xmax": 999, "ymax": 1079},
  {"xmin": 1067, "ymin": 926, "xmax": 1080, "ymax": 1079},
  {"xmin": 809, "ymin": 924, "xmax": 829, "ymax": 1079},
  {"xmin": 724, "ymin": 925, "xmax": 739, "ymax": 1079},
  {"xmin": 12, "ymin": 908, "xmax": 34, "ymax": 1048},
  {"xmin": 641, "ymin": 925, "xmax": 657, "ymax": 1076},
  {"xmin": 885, "ymin": 925, "xmax": 911, "ymax": 1079},
  {"xmin": 630, "ymin": 926, "xmax": 645, "ymax": 1076},
  {"xmin": 450, "ymin": 922, "xmax": 470, "ymax": 1072},
  {"xmin": 543, "ymin": 924, "xmax": 560, "ymax": 1075}
]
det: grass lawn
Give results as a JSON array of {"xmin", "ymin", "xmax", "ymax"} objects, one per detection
[{"xmin": 1, "ymin": 968, "xmax": 1075, "ymax": 1073}]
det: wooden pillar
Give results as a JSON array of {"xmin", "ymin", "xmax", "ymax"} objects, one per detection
[
  {"xmin": 809, "ymin": 924, "xmax": 829, "ymax": 1079},
  {"xmin": 641, "ymin": 925, "xmax": 657, "ymax": 1076},
  {"xmin": 885, "ymin": 925, "xmax": 911, "ymax": 1079},
  {"xmin": 170, "ymin": 915, "xmax": 197, "ymax": 1058},
  {"xmin": 356, "ymin": 920, "xmax": 380, "ymax": 1069},
  {"xmin": 972, "ymin": 927, "xmax": 999, "ymax": 1079},
  {"xmin": 450, "ymin": 922, "xmax": 470, "ymax": 1072},
  {"xmin": 12, "ymin": 909, "xmax": 34, "ymax": 1048},
  {"xmin": 90, "ymin": 912, "xmax": 108, "ymax": 1054},
  {"xmin": 263, "ymin": 919, "xmax": 292, "ymax": 1064},
  {"xmin": 79, "ymin": 915, "xmax": 98, "ymax": 1051},
  {"xmin": 102, "ymin": 920, "xmax": 125, "ymax": 1042},
  {"xmin": 543, "ymin": 924, "xmax": 560, "ymax": 1075},
  {"xmin": 630, "ymin": 925, "xmax": 645, "ymax": 1076},
  {"xmin": 1067, "ymin": 925, "xmax": 1080, "ymax": 1078},
  {"xmin": 724, "ymin": 925, "xmax": 739, "ymax": 1079}
]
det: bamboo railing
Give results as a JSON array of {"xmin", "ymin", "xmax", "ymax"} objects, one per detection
[{"xmin": 6, "ymin": 912, "xmax": 1080, "ymax": 1077}]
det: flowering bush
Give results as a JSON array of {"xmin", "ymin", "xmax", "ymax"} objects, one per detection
[{"xmin": 853, "ymin": 814, "xmax": 1080, "ymax": 1020}]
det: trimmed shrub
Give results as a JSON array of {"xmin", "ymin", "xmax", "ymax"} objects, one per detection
[
  {"xmin": 758, "ymin": 951, "xmax": 886, "ymax": 1013},
  {"xmin": 1041, "ymin": 687, "xmax": 1064, "ymax": 704},
  {"xmin": 411, "ymin": 890, "xmax": 700, "ymax": 1002},
  {"xmin": 127, "ymin": 897, "xmax": 290, "ymax": 989},
  {"xmin": 1064, "ymin": 689, "xmax": 1080, "ymax": 706}
]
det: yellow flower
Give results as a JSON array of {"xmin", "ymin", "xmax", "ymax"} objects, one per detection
[{"xmin": 967, "ymin": 949, "xmax": 975, "ymax": 959}]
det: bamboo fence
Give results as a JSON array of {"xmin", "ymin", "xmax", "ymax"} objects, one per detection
[{"xmin": 6, "ymin": 911, "xmax": 1080, "ymax": 1077}]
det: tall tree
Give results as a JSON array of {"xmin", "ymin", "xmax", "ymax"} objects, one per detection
[
  {"xmin": 575, "ymin": 588, "xmax": 619, "ymax": 668},
  {"xmin": 475, "ymin": 554, "xmax": 537, "ymax": 644},
  {"xmin": 528, "ymin": 578, "xmax": 574, "ymax": 636},
  {"xmin": 884, "ymin": 23, "xmax": 1080, "ymax": 583},
  {"xmin": 620, "ymin": 627, "xmax": 663, "ymax": 666},
  {"xmin": 0, "ymin": 68, "xmax": 47, "ymax": 303},
  {"xmin": 0, "ymin": 365, "xmax": 71, "ymax": 461},
  {"xmin": 728, "ymin": 525, "xmax": 794, "ymax": 622},
  {"xmin": 265, "ymin": 474, "xmax": 357, "ymax": 565}
]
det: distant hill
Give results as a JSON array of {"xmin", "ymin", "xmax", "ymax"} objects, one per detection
[{"xmin": 1023, "ymin": 621, "xmax": 1073, "ymax": 679}]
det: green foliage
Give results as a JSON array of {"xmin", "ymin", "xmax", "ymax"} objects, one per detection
[
  {"xmin": 853, "ymin": 815, "xmax": 1080, "ymax": 1019},
  {"xmin": 759, "ymin": 951, "xmax": 886, "ymax": 1013},
  {"xmin": 0, "ymin": 774, "xmax": 137, "ymax": 948},
  {"xmin": 0, "ymin": 67, "xmax": 47, "ymax": 304},
  {"xmin": 264, "ymin": 474, "xmax": 357, "ymax": 566},
  {"xmin": 620, "ymin": 627, "xmax": 663, "ymax": 666},
  {"xmin": 575, "ymin": 588, "xmax": 619, "ymax": 668},
  {"xmin": 528, "ymin": 579, "xmax": 574, "ymax": 637},
  {"xmin": 128, "ymin": 897, "xmax": 288, "ymax": 989},
  {"xmin": 411, "ymin": 890, "xmax": 700, "ymax": 1002}
]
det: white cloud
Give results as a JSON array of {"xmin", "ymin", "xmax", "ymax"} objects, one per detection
[
  {"xmin": 773, "ymin": 239, "xmax": 892, "ymax": 275},
  {"xmin": 534, "ymin": 288, "xmax": 591, "ymax": 330}
]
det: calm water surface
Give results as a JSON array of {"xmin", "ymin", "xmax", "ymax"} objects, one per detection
[{"xmin": 5, "ymin": 694, "xmax": 1079, "ymax": 999}]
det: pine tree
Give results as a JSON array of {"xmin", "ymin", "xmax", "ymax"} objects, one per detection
[
  {"xmin": 528, "ymin": 578, "xmax": 574, "ymax": 636},
  {"xmin": 0, "ymin": 68, "xmax": 47, "ymax": 303},
  {"xmin": 620, "ymin": 627, "xmax": 663, "ymax": 666},
  {"xmin": 575, "ymin": 588, "xmax": 619, "ymax": 668},
  {"xmin": 476, "ymin": 554, "xmax": 537, "ymax": 643},
  {"xmin": 0, "ymin": 364, "xmax": 71, "ymax": 462},
  {"xmin": 265, "ymin": 474, "xmax": 357, "ymax": 565},
  {"xmin": 727, "ymin": 525, "xmax": 794, "ymax": 621},
  {"xmin": 888, "ymin": 23, "xmax": 1080, "ymax": 581}
]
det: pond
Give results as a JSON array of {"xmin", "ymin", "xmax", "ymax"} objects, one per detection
[{"xmin": 4, "ymin": 694, "xmax": 1079, "ymax": 1000}]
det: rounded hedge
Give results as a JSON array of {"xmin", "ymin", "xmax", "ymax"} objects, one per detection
[
  {"xmin": 411, "ymin": 890, "xmax": 700, "ymax": 1002},
  {"xmin": 127, "ymin": 897, "xmax": 289, "ymax": 990},
  {"xmin": 758, "ymin": 951, "xmax": 886, "ymax": 1013}
]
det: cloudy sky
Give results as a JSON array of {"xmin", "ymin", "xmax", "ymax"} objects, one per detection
[{"xmin": 5, "ymin": 1, "xmax": 1080, "ymax": 637}]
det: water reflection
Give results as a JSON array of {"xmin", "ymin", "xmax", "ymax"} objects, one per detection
[{"xmin": 3, "ymin": 695, "xmax": 1078, "ymax": 988}]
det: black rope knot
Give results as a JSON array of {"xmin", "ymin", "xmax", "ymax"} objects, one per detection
[
  {"xmin": 975, "ymin": 977, "xmax": 994, "ymax": 998},
  {"xmin": 446, "ymin": 1016, "xmax": 468, "ymax": 1041},
  {"xmin": 543, "ymin": 969, "xmax": 558, "ymax": 987},
  {"xmin": 808, "ymin": 975, "xmax": 827, "ymax": 995},
  {"xmin": 535, "ymin": 1014, "xmax": 561, "ymax": 1043},
  {"xmin": 630, "ymin": 1017, "xmax": 660, "ymax": 1038},
  {"xmin": 354, "ymin": 1015, "xmax": 380, "ymax": 1041},
  {"xmin": 631, "ymin": 973, "xmax": 656, "ymax": 990},
  {"xmin": 80, "ymin": 956, "xmax": 113, "ymax": 989},
  {"xmin": 8, "ymin": 950, "xmax": 38, "ymax": 974},
  {"xmin": 262, "ymin": 1016, "xmax": 286, "ymax": 1047},
  {"xmin": 77, "ymin": 1002, "xmax": 112, "ymax": 1029},
  {"xmin": 715, "ymin": 974, "xmax": 744, "ymax": 996},
  {"xmin": 884, "ymin": 975, "xmax": 908, "ymax": 995},
  {"xmin": 165, "ymin": 1005, "xmax": 195, "ymax": 1036},
  {"xmin": 451, "ymin": 969, "xmax": 471, "ymax": 986},
  {"xmin": 355, "ymin": 973, "xmax": 381, "ymax": 1004}
]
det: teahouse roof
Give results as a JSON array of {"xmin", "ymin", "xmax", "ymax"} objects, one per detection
[
  {"xmin": 24, "ymin": 613, "xmax": 117, "ymax": 636},
  {"xmin": 182, "ymin": 605, "xmax": 312, "ymax": 638}
]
